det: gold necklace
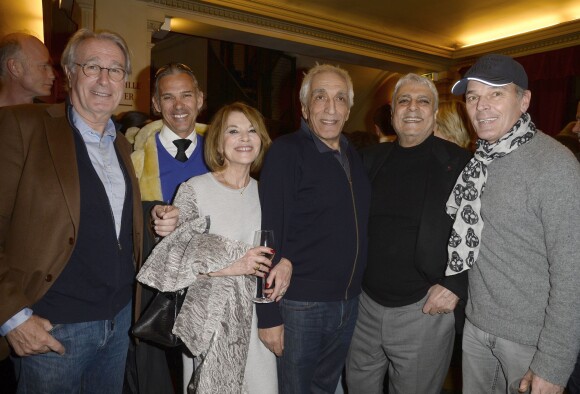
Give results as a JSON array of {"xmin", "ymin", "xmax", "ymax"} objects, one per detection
[
  {"xmin": 238, "ymin": 182, "xmax": 249, "ymax": 195},
  {"xmin": 216, "ymin": 172, "xmax": 250, "ymax": 195}
]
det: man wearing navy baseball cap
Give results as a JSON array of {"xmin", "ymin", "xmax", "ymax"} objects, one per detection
[{"xmin": 446, "ymin": 54, "xmax": 580, "ymax": 394}]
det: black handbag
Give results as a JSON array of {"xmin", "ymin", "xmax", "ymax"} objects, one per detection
[{"xmin": 132, "ymin": 288, "xmax": 187, "ymax": 347}]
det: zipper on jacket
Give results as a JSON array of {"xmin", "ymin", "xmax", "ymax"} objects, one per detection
[{"xmin": 344, "ymin": 156, "xmax": 359, "ymax": 300}]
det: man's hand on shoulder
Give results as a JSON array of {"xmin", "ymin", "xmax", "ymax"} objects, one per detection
[
  {"xmin": 258, "ymin": 325, "xmax": 284, "ymax": 357},
  {"xmin": 151, "ymin": 205, "xmax": 179, "ymax": 237},
  {"xmin": 517, "ymin": 370, "xmax": 564, "ymax": 394},
  {"xmin": 6, "ymin": 315, "xmax": 65, "ymax": 356}
]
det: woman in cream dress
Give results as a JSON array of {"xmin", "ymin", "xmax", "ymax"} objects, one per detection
[{"xmin": 138, "ymin": 102, "xmax": 291, "ymax": 393}]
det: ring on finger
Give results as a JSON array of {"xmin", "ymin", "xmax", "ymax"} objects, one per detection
[{"xmin": 254, "ymin": 264, "xmax": 260, "ymax": 271}]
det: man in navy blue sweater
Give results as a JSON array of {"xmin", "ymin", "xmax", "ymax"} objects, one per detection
[
  {"xmin": 257, "ymin": 64, "xmax": 371, "ymax": 393},
  {"xmin": 126, "ymin": 63, "xmax": 209, "ymax": 394}
]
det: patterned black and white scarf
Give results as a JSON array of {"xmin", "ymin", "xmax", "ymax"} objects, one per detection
[{"xmin": 445, "ymin": 112, "xmax": 536, "ymax": 276}]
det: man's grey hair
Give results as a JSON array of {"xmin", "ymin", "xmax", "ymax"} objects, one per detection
[
  {"xmin": 61, "ymin": 29, "xmax": 131, "ymax": 81},
  {"xmin": 0, "ymin": 34, "xmax": 25, "ymax": 79},
  {"xmin": 514, "ymin": 84, "xmax": 526, "ymax": 99},
  {"xmin": 299, "ymin": 64, "xmax": 354, "ymax": 109},
  {"xmin": 392, "ymin": 73, "xmax": 439, "ymax": 111}
]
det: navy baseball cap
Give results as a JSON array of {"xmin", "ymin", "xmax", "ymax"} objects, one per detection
[{"xmin": 451, "ymin": 54, "xmax": 528, "ymax": 95}]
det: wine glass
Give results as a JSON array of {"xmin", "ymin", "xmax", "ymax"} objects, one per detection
[
  {"xmin": 252, "ymin": 230, "xmax": 275, "ymax": 304},
  {"xmin": 508, "ymin": 379, "xmax": 530, "ymax": 394}
]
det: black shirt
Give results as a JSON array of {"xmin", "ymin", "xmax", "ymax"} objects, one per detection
[{"xmin": 363, "ymin": 135, "xmax": 436, "ymax": 307}]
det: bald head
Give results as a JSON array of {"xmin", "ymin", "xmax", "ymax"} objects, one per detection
[{"xmin": 0, "ymin": 33, "xmax": 55, "ymax": 106}]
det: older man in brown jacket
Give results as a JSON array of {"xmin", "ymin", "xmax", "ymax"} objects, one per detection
[{"xmin": 0, "ymin": 29, "xmax": 176, "ymax": 393}]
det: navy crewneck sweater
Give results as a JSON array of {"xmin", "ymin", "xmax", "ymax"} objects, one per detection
[
  {"xmin": 256, "ymin": 121, "xmax": 371, "ymax": 328},
  {"xmin": 33, "ymin": 111, "xmax": 134, "ymax": 323}
]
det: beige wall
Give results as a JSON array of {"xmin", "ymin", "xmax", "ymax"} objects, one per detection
[{"xmin": 0, "ymin": 0, "xmax": 44, "ymax": 40}]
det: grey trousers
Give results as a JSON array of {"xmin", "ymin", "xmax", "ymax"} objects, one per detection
[
  {"xmin": 346, "ymin": 291, "xmax": 455, "ymax": 394},
  {"xmin": 462, "ymin": 319, "xmax": 536, "ymax": 394}
]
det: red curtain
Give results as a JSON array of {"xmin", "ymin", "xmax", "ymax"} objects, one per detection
[{"xmin": 515, "ymin": 46, "xmax": 580, "ymax": 135}]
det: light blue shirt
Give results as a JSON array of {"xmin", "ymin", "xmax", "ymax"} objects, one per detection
[
  {"xmin": 1, "ymin": 108, "xmax": 126, "ymax": 336},
  {"xmin": 72, "ymin": 109, "xmax": 126, "ymax": 238},
  {"xmin": 0, "ymin": 309, "xmax": 32, "ymax": 336}
]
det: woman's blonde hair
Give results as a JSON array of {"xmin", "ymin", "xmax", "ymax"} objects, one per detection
[
  {"xmin": 204, "ymin": 102, "xmax": 272, "ymax": 173},
  {"xmin": 435, "ymin": 100, "xmax": 475, "ymax": 149}
]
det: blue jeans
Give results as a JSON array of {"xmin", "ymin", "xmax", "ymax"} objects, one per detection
[
  {"xmin": 278, "ymin": 297, "xmax": 359, "ymax": 394},
  {"xmin": 13, "ymin": 301, "xmax": 132, "ymax": 394}
]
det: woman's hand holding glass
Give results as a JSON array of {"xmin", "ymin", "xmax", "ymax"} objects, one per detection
[{"xmin": 229, "ymin": 246, "xmax": 274, "ymax": 277}]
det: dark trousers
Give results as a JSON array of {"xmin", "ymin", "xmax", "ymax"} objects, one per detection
[
  {"xmin": 568, "ymin": 351, "xmax": 580, "ymax": 394},
  {"xmin": 277, "ymin": 297, "xmax": 359, "ymax": 394},
  {"xmin": 123, "ymin": 286, "xmax": 176, "ymax": 394},
  {"xmin": 0, "ymin": 357, "xmax": 17, "ymax": 394}
]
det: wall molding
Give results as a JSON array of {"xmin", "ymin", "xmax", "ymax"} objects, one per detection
[
  {"xmin": 454, "ymin": 20, "xmax": 580, "ymax": 62},
  {"xmin": 138, "ymin": 0, "xmax": 579, "ymax": 71}
]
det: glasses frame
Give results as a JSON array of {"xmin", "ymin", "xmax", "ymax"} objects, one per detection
[{"xmin": 74, "ymin": 62, "xmax": 127, "ymax": 82}]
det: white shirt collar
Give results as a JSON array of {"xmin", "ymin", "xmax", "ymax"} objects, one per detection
[{"xmin": 158, "ymin": 123, "xmax": 198, "ymax": 158}]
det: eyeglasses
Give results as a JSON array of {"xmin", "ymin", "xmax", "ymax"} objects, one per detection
[
  {"xmin": 154, "ymin": 63, "xmax": 193, "ymax": 78},
  {"xmin": 74, "ymin": 63, "xmax": 126, "ymax": 82}
]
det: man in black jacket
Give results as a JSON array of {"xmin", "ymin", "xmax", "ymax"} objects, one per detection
[
  {"xmin": 346, "ymin": 73, "xmax": 470, "ymax": 394},
  {"xmin": 257, "ymin": 64, "xmax": 371, "ymax": 393}
]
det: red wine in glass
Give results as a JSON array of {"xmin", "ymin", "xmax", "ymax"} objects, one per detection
[{"xmin": 253, "ymin": 230, "xmax": 275, "ymax": 304}]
